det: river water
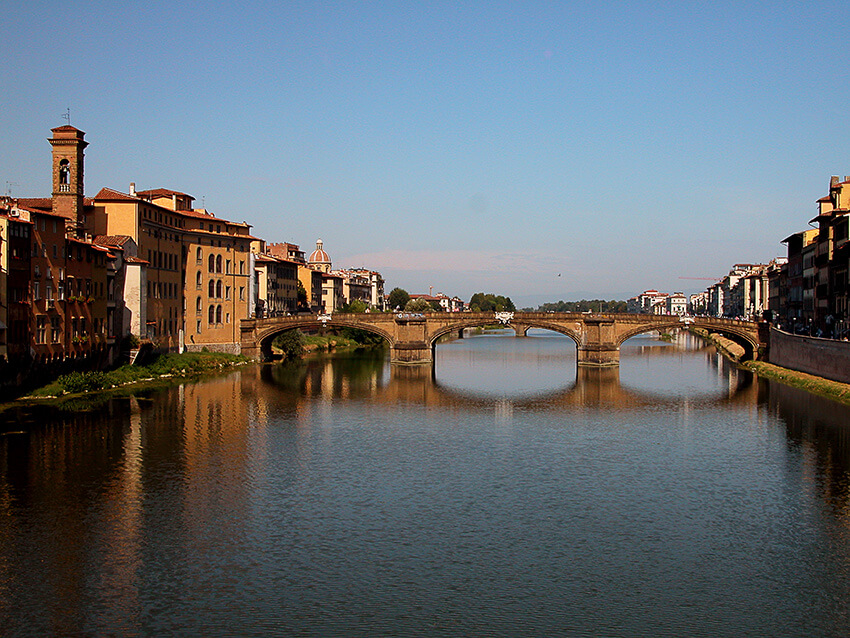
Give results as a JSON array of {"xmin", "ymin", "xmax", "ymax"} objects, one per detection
[{"xmin": 1, "ymin": 329, "xmax": 849, "ymax": 637}]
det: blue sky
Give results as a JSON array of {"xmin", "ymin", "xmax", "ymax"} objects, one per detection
[{"xmin": 3, "ymin": 1, "xmax": 849, "ymax": 306}]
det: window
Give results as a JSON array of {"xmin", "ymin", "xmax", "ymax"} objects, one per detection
[
  {"xmin": 33, "ymin": 281, "xmax": 40, "ymax": 300},
  {"xmin": 196, "ymin": 247, "xmax": 203, "ymax": 265},
  {"xmin": 196, "ymin": 272, "xmax": 202, "ymax": 290},
  {"xmin": 208, "ymin": 305, "xmax": 215, "ymax": 325},
  {"xmin": 51, "ymin": 317, "xmax": 60, "ymax": 343},
  {"xmin": 239, "ymin": 286, "xmax": 245, "ymax": 301},
  {"xmin": 58, "ymin": 281, "xmax": 64, "ymax": 300},
  {"xmin": 36, "ymin": 316, "xmax": 46, "ymax": 343},
  {"xmin": 225, "ymin": 286, "xmax": 231, "ymax": 300},
  {"xmin": 196, "ymin": 319, "xmax": 202, "ymax": 334},
  {"xmin": 226, "ymin": 259, "xmax": 231, "ymax": 274},
  {"xmin": 216, "ymin": 280, "xmax": 222, "ymax": 298},
  {"xmin": 208, "ymin": 280, "xmax": 216, "ymax": 298},
  {"xmin": 216, "ymin": 305, "xmax": 222, "ymax": 324},
  {"xmin": 208, "ymin": 254, "xmax": 215, "ymax": 273},
  {"xmin": 216, "ymin": 255, "xmax": 222, "ymax": 273},
  {"xmin": 240, "ymin": 260, "xmax": 245, "ymax": 274}
]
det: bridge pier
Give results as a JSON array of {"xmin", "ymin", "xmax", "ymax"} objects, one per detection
[
  {"xmin": 511, "ymin": 323, "xmax": 529, "ymax": 337},
  {"xmin": 391, "ymin": 314, "xmax": 432, "ymax": 365},
  {"xmin": 577, "ymin": 317, "xmax": 620, "ymax": 366},
  {"xmin": 577, "ymin": 345, "xmax": 620, "ymax": 367},
  {"xmin": 391, "ymin": 342, "xmax": 433, "ymax": 365}
]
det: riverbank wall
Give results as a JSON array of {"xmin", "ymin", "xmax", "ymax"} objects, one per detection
[{"xmin": 768, "ymin": 327, "xmax": 850, "ymax": 385}]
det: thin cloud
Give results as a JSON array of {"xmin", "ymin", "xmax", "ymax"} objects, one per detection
[{"xmin": 345, "ymin": 249, "xmax": 570, "ymax": 274}]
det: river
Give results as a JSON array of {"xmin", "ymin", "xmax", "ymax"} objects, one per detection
[{"xmin": 1, "ymin": 329, "xmax": 849, "ymax": 637}]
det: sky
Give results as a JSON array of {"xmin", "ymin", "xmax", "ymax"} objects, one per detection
[{"xmin": 3, "ymin": 1, "xmax": 849, "ymax": 307}]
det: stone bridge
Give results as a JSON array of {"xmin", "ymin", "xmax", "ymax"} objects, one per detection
[{"xmin": 241, "ymin": 312, "xmax": 767, "ymax": 366}]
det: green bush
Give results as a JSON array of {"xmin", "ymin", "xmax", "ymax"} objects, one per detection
[
  {"xmin": 59, "ymin": 371, "xmax": 107, "ymax": 394},
  {"xmin": 273, "ymin": 330, "xmax": 307, "ymax": 359}
]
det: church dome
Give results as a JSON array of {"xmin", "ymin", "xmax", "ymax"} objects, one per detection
[{"xmin": 308, "ymin": 239, "xmax": 332, "ymax": 272}]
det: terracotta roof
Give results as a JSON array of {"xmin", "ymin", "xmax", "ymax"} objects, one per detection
[
  {"xmin": 15, "ymin": 198, "xmax": 53, "ymax": 210},
  {"xmin": 124, "ymin": 256, "xmax": 149, "ymax": 264},
  {"xmin": 179, "ymin": 208, "xmax": 226, "ymax": 222},
  {"xmin": 51, "ymin": 125, "xmax": 83, "ymax": 133},
  {"xmin": 136, "ymin": 188, "xmax": 192, "ymax": 198},
  {"xmin": 93, "ymin": 187, "xmax": 139, "ymax": 202},
  {"xmin": 93, "ymin": 235, "xmax": 132, "ymax": 248}
]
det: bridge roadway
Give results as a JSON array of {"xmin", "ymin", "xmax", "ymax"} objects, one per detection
[{"xmin": 241, "ymin": 311, "xmax": 767, "ymax": 366}]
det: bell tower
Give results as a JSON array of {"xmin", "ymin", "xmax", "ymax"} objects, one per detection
[{"xmin": 49, "ymin": 125, "xmax": 88, "ymax": 225}]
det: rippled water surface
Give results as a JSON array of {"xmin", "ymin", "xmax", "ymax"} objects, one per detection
[{"xmin": 1, "ymin": 330, "xmax": 849, "ymax": 637}]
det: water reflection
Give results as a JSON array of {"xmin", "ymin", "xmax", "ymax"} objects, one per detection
[{"xmin": 1, "ymin": 336, "xmax": 850, "ymax": 636}]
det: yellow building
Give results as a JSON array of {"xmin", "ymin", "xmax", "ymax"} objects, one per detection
[{"xmin": 88, "ymin": 186, "xmax": 256, "ymax": 353}]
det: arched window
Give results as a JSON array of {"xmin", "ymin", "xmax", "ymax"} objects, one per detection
[
  {"xmin": 216, "ymin": 280, "xmax": 222, "ymax": 298},
  {"xmin": 208, "ymin": 305, "xmax": 215, "ymax": 324},
  {"xmin": 196, "ymin": 247, "xmax": 202, "ymax": 264},
  {"xmin": 196, "ymin": 271, "xmax": 202, "ymax": 289},
  {"xmin": 216, "ymin": 255, "xmax": 222, "ymax": 273},
  {"xmin": 216, "ymin": 305, "xmax": 222, "ymax": 324},
  {"xmin": 196, "ymin": 297, "xmax": 202, "ymax": 313},
  {"xmin": 208, "ymin": 254, "xmax": 215, "ymax": 273},
  {"xmin": 208, "ymin": 280, "xmax": 215, "ymax": 298},
  {"xmin": 58, "ymin": 159, "xmax": 70, "ymax": 185}
]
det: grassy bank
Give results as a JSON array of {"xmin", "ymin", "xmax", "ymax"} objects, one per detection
[
  {"xmin": 24, "ymin": 351, "xmax": 250, "ymax": 400},
  {"xmin": 742, "ymin": 360, "xmax": 850, "ymax": 406}
]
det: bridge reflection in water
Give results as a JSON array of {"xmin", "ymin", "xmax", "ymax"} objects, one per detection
[{"xmin": 257, "ymin": 338, "xmax": 759, "ymax": 414}]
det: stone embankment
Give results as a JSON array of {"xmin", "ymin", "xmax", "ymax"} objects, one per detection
[
  {"xmin": 689, "ymin": 327, "xmax": 746, "ymax": 361},
  {"xmin": 689, "ymin": 326, "xmax": 850, "ymax": 406},
  {"xmin": 768, "ymin": 327, "xmax": 850, "ymax": 385}
]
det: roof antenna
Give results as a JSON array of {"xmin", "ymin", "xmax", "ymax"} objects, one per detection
[{"xmin": 62, "ymin": 107, "xmax": 71, "ymax": 125}]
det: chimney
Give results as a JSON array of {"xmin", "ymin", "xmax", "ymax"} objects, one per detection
[
  {"xmin": 129, "ymin": 182, "xmax": 136, "ymax": 196},
  {"xmin": 831, "ymin": 176, "xmax": 839, "ymax": 187}
]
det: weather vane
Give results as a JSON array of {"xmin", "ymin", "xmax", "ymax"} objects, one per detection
[{"xmin": 62, "ymin": 108, "xmax": 71, "ymax": 125}]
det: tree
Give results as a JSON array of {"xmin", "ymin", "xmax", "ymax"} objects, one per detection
[
  {"xmin": 296, "ymin": 281, "xmax": 308, "ymax": 309},
  {"xmin": 388, "ymin": 287, "xmax": 410, "ymax": 310},
  {"xmin": 340, "ymin": 299, "xmax": 368, "ymax": 313},
  {"xmin": 469, "ymin": 293, "xmax": 515, "ymax": 312},
  {"xmin": 405, "ymin": 298, "xmax": 432, "ymax": 312}
]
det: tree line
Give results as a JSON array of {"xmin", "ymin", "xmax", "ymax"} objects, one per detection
[{"xmin": 532, "ymin": 299, "xmax": 628, "ymax": 313}]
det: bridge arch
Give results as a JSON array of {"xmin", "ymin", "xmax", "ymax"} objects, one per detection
[
  {"xmin": 614, "ymin": 319, "xmax": 761, "ymax": 361},
  {"xmin": 506, "ymin": 321, "xmax": 582, "ymax": 346},
  {"xmin": 252, "ymin": 317, "xmax": 394, "ymax": 361}
]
